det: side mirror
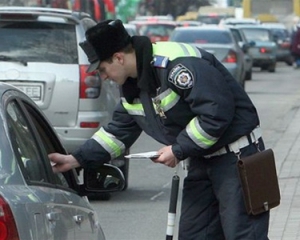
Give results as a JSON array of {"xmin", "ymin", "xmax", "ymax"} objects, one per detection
[
  {"xmin": 248, "ymin": 40, "xmax": 256, "ymax": 47},
  {"xmin": 84, "ymin": 164, "xmax": 125, "ymax": 192}
]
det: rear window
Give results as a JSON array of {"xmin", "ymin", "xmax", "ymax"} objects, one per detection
[
  {"xmin": 137, "ymin": 24, "xmax": 175, "ymax": 37},
  {"xmin": 241, "ymin": 28, "xmax": 271, "ymax": 42},
  {"xmin": 270, "ymin": 28, "xmax": 289, "ymax": 40},
  {"xmin": 0, "ymin": 21, "xmax": 78, "ymax": 64},
  {"xmin": 170, "ymin": 29, "xmax": 232, "ymax": 44}
]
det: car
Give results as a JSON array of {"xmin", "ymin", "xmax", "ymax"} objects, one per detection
[
  {"xmin": 219, "ymin": 17, "xmax": 261, "ymax": 26},
  {"xmin": 228, "ymin": 26, "xmax": 254, "ymax": 80},
  {"xmin": 175, "ymin": 20, "xmax": 202, "ymax": 27},
  {"xmin": 124, "ymin": 23, "xmax": 139, "ymax": 36},
  {"xmin": 169, "ymin": 25, "xmax": 246, "ymax": 88},
  {"xmin": 0, "ymin": 82, "xmax": 125, "ymax": 240},
  {"xmin": 0, "ymin": 7, "xmax": 131, "ymax": 189},
  {"xmin": 234, "ymin": 24, "xmax": 278, "ymax": 72},
  {"xmin": 129, "ymin": 19, "xmax": 177, "ymax": 42},
  {"xmin": 262, "ymin": 23, "xmax": 293, "ymax": 65}
]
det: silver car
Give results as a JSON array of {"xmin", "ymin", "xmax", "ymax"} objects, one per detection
[
  {"xmin": 0, "ymin": 7, "xmax": 131, "ymax": 189},
  {"xmin": 169, "ymin": 25, "xmax": 246, "ymax": 88},
  {"xmin": 0, "ymin": 82, "xmax": 125, "ymax": 240},
  {"xmin": 0, "ymin": 6, "xmax": 119, "ymax": 153}
]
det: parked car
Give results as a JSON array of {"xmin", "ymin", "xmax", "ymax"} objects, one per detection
[
  {"xmin": 228, "ymin": 26, "xmax": 254, "ymax": 80},
  {"xmin": 234, "ymin": 24, "xmax": 278, "ymax": 72},
  {"xmin": 262, "ymin": 23, "xmax": 293, "ymax": 65},
  {"xmin": 169, "ymin": 25, "xmax": 246, "ymax": 88},
  {"xmin": 0, "ymin": 7, "xmax": 131, "ymax": 189},
  {"xmin": 0, "ymin": 82, "xmax": 125, "ymax": 240},
  {"xmin": 129, "ymin": 19, "xmax": 177, "ymax": 42},
  {"xmin": 124, "ymin": 23, "xmax": 139, "ymax": 36}
]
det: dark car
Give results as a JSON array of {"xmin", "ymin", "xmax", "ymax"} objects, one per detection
[
  {"xmin": 263, "ymin": 23, "xmax": 293, "ymax": 66},
  {"xmin": 234, "ymin": 24, "xmax": 277, "ymax": 72},
  {"xmin": 0, "ymin": 82, "xmax": 125, "ymax": 240}
]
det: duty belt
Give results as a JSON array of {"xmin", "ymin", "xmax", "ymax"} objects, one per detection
[{"xmin": 204, "ymin": 126, "xmax": 262, "ymax": 158}]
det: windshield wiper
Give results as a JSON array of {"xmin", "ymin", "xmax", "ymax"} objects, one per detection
[{"xmin": 0, "ymin": 55, "xmax": 28, "ymax": 66}]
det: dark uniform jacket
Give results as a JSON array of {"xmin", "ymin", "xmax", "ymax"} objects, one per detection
[{"xmin": 73, "ymin": 36, "xmax": 259, "ymax": 168}]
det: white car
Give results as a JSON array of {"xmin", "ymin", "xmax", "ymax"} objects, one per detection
[{"xmin": 0, "ymin": 7, "xmax": 131, "ymax": 189}]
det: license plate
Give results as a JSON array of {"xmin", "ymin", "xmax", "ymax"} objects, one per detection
[{"xmin": 14, "ymin": 84, "xmax": 42, "ymax": 101}]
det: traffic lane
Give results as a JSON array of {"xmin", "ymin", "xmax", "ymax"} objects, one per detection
[{"xmin": 246, "ymin": 63, "xmax": 300, "ymax": 149}]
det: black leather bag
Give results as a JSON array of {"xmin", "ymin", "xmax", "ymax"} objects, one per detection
[{"xmin": 237, "ymin": 149, "xmax": 281, "ymax": 215}]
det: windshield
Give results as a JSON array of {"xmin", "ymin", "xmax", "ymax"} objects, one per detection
[{"xmin": 0, "ymin": 21, "xmax": 78, "ymax": 64}]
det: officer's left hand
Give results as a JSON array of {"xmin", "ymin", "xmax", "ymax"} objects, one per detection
[{"xmin": 151, "ymin": 146, "xmax": 178, "ymax": 168}]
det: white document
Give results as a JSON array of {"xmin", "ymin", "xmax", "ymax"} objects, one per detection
[{"xmin": 125, "ymin": 151, "xmax": 160, "ymax": 159}]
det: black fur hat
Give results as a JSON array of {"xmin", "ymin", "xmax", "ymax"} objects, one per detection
[{"xmin": 83, "ymin": 19, "xmax": 131, "ymax": 72}]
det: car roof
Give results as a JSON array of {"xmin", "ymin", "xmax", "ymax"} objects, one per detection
[
  {"xmin": 174, "ymin": 25, "xmax": 231, "ymax": 32},
  {"xmin": 262, "ymin": 23, "xmax": 287, "ymax": 29},
  {"xmin": 0, "ymin": 6, "xmax": 91, "ymax": 24},
  {"xmin": 129, "ymin": 19, "xmax": 177, "ymax": 26},
  {"xmin": 233, "ymin": 24, "xmax": 272, "ymax": 30}
]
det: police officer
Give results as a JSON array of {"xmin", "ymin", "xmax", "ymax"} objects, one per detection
[{"xmin": 49, "ymin": 19, "xmax": 269, "ymax": 239}]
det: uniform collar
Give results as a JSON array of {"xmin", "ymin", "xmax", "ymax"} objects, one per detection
[{"xmin": 121, "ymin": 36, "xmax": 159, "ymax": 103}]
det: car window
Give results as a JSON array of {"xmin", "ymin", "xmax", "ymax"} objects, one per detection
[
  {"xmin": 138, "ymin": 24, "xmax": 175, "ymax": 36},
  {"xmin": 23, "ymin": 102, "xmax": 70, "ymax": 187},
  {"xmin": 242, "ymin": 29, "xmax": 271, "ymax": 42},
  {"xmin": 0, "ymin": 122, "xmax": 23, "ymax": 185},
  {"xmin": 230, "ymin": 29, "xmax": 243, "ymax": 42},
  {"xmin": 270, "ymin": 28, "xmax": 289, "ymax": 40},
  {"xmin": 171, "ymin": 30, "xmax": 232, "ymax": 44},
  {"xmin": 0, "ymin": 22, "xmax": 77, "ymax": 64},
  {"xmin": 6, "ymin": 100, "xmax": 48, "ymax": 182}
]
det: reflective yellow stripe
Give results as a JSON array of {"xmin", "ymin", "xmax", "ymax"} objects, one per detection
[
  {"xmin": 155, "ymin": 89, "xmax": 180, "ymax": 112},
  {"xmin": 121, "ymin": 98, "xmax": 145, "ymax": 116},
  {"xmin": 92, "ymin": 128, "xmax": 125, "ymax": 158},
  {"xmin": 186, "ymin": 118, "xmax": 218, "ymax": 149},
  {"xmin": 152, "ymin": 42, "xmax": 202, "ymax": 60}
]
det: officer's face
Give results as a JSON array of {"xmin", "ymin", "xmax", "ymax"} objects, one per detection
[{"xmin": 97, "ymin": 52, "xmax": 129, "ymax": 85}]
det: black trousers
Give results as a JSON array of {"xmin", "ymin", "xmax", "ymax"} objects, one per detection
[{"xmin": 179, "ymin": 139, "xmax": 269, "ymax": 240}]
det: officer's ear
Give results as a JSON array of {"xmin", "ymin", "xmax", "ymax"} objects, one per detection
[{"xmin": 112, "ymin": 52, "xmax": 125, "ymax": 65}]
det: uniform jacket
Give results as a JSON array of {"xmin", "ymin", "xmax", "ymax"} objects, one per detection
[{"xmin": 73, "ymin": 36, "xmax": 260, "ymax": 168}]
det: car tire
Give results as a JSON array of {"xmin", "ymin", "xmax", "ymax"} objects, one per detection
[
  {"xmin": 285, "ymin": 57, "xmax": 293, "ymax": 66},
  {"xmin": 268, "ymin": 63, "xmax": 276, "ymax": 72},
  {"xmin": 245, "ymin": 70, "xmax": 252, "ymax": 80}
]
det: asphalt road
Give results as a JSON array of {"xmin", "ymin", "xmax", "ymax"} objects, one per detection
[{"xmin": 91, "ymin": 62, "xmax": 300, "ymax": 240}]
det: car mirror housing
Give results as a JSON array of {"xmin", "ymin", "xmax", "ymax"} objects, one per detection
[{"xmin": 83, "ymin": 164, "xmax": 125, "ymax": 192}]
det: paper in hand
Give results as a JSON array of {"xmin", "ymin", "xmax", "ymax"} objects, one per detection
[{"xmin": 125, "ymin": 151, "xmax": 160, "ymax": 159}]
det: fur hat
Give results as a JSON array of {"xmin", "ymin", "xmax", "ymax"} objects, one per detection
[{"xmin": 83, "ymin": 19, "xmax": 131, "ymax": 72}]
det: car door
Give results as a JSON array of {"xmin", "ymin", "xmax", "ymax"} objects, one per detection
[{"xmin": 3, "ymin": 89, "xmax": 104, "ymax": 240}]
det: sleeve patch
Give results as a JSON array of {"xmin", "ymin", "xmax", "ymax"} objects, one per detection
[{"xmin": 168, "ymin": 64, "xmax": 194, "ymax": 89}]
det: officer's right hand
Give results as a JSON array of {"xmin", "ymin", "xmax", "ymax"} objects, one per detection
[{"xmin": 48, "ymin": 153, "xmax": 81, "ymax": 173}]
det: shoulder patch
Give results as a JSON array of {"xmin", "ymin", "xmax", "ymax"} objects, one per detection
[
  {"xmin": 152, "ymin": 55, "xmax": 169, "ymax": 68},
  {"xmin": 168, "ymin": 64, "xmax": 194, "ymax": 89}
]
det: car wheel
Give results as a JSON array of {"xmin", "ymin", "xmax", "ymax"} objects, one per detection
[
  {"xmin": 245, "ymin": 70, "xmax": 252, "ymax": 80},
  {"xmin": 285, "ymin": 57, "xmax": 293, "ymax": 66},
  {"xmin": 268, "ymin": 63, "xmax": 276, "ymax": 72}
]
